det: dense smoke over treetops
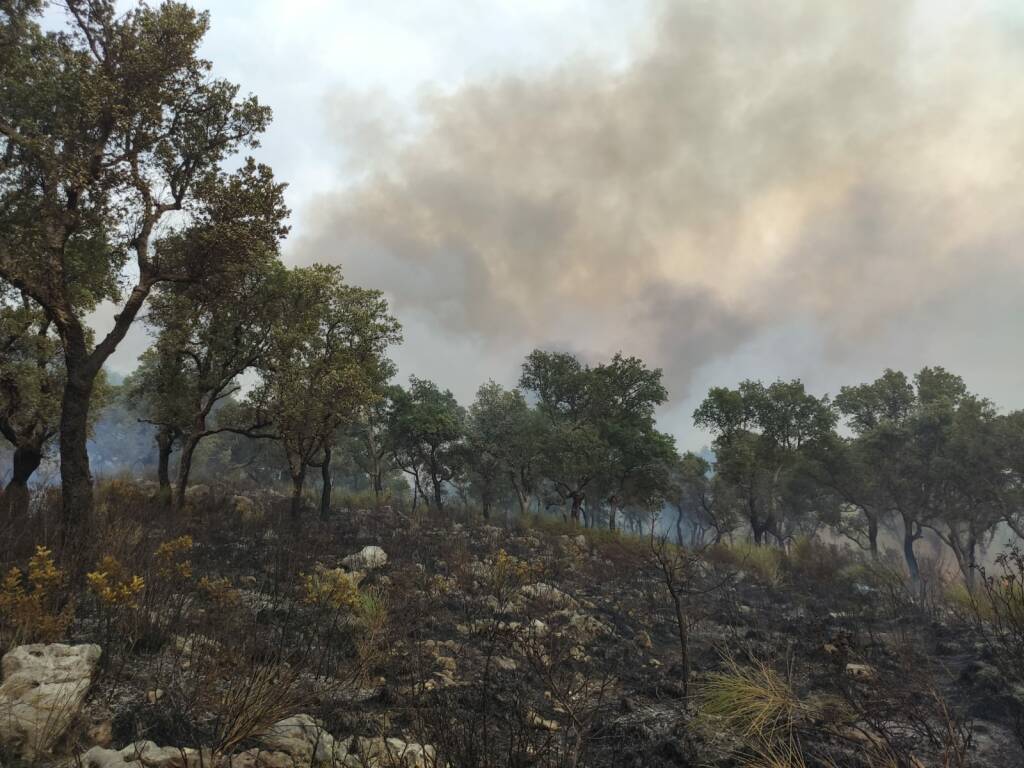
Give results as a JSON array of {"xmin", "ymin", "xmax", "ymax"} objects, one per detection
[{"xmin": 291, "ymin": 0, "xmax": 1024, "ymax": 426}]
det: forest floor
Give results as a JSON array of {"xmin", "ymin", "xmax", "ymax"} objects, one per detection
[{"xmin": 0, "ymin": 481, "xmax": 1021, "ymax": 767}]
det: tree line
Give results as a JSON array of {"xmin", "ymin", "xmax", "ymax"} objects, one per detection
[{"xmin": 2, "ymin": 2, "xmax": 1023, "ymax": 591}]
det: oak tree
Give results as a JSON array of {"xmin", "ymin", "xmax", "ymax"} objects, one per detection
[{"xmin": 0, "ymin": 0, "xmax": 271, "ymax": 524}]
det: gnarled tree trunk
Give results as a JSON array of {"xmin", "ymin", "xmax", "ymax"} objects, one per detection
[
  {"xmin": 569, "ymin": 492, "xmax": 584, "ymax": 525},
  {"xmin": 174, "ymin": 435, "xmax": 201, "ymax": 513},
  {"xmin": 290, "ymin": 469, "xmax": 307, "ymax": 519},
  {"xmin": 1, "ymin": 444, "xmax": 43, "ymax": 521},
  {"xmin": 57, "ymin": 274, "xmax": 157, "ymax": 529},
  {"xmin": 319, "ymin": 447, "xmax": 332, "ymax": 518},
  {"xmin": 867, "ymin": 514, "xmax": 880, "ymax": 560},
  {"xmin": 902, "ymin": 515, "xmax": 922, "ymax": 591},
  {"xmin": 156, "ymin": 426, "xmax": 176, "ymax": 505},
  {"xmin": 608, "ymin": 495, "xmax": 620, "ymax": 531},
  {"xmin": 59, "ymin": 367, "xmax": 95, "ymax": 531}
]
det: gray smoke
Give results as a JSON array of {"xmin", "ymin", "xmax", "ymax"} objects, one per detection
[{"xmin": 292, "ymin": 0, "xmax": 1024, "ymax": 404}]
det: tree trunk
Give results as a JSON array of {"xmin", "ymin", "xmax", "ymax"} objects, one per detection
[
  {"xmin": 569, "ymin": 493, "xmax": 583, "ymax": 525},
  {"xmin": 668, "ymin": 583, "xmax": 690, "ymax": 698},
  {"xmin": 867, "ymin": 514, "xmax": 879, "ymax": 560},
  {"xmin": 751, "ymin": 520, "xmax": 765, "ymax": 545},
  {"xmin": 902, "ymin": 518, "xmax": 921, "ymax": 588},
  {"xmin": 56, "ymin": 270, "xmax": 155, "ymax": 527},
  {"xmin": 949, "ymin": 526, "xmax": 978, "ymax": 592},
  {"xmin": 367, "ymin": 430, "xmax": 384, "ymax": 508},
  {"xmin": 1, "ymin": 444, "xmax": 43, "ymax": 521},
  {"xmin": 372, "ymin": 467, "xmax": 383, "ymax": 508},
  {"xmin": 174, "ymin": 435, "xmax": 201, "ymax": 512},
  {"xmin": 608, "ymin": 496, "xmax": 619, "ymax": 531},
  {"xmin": 511, "ymin": 473, "xmax": 530, "ymax": 519},
  {"xmin": 319, "ymin": 447, "xmax": 332, "ymax": 518},
  {"xmin": 290, "ymin": 465, "xmax": 307, "ymax": 519},
  {"xmin": 965, "ymin": 532, "xmax": 977, "ymax": 592},
  {"xmin": 59, "ymin": 364, "xmax": 97, "ymax": 530},
  {"xmin": 432, "ymin": 474, "xmax": 444, "ymax": 513},
  {"xmin": 156, "ymin": 427, "xmax": 175, "ymax": 505}
]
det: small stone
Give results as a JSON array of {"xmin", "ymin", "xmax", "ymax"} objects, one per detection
[
  {"xmin": 85, "ymin": 717, "xmax": 113, "ymax": 748},
  {"xmin": 845, "ymin": 663, "xmax": 876, "ymax": 680},
  {"xmin": 493, "ymin": 656, "xmax": 518, "ymax": 672},
  {"xmin": 528, "ymin": 711, "xmax": 560, "ymax": 731}
]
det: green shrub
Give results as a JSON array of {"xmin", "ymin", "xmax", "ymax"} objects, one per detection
[{"xmin": 708, "ymin": 541, "xmax": 783, "ymax": 585}]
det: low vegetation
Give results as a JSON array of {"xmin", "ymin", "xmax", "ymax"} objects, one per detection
[{"xmin": 0, "ymin": 483, "xmax": 1014, "ymax": 765}]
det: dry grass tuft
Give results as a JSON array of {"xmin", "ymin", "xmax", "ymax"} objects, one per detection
[{"xmin": 695, "ymin": 655, "xmax": 815, "ymax": 744}]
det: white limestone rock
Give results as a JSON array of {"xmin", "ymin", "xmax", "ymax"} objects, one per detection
[{"xmin": 0, "ymin": 643, "xmax": 101, "ymax": 759}]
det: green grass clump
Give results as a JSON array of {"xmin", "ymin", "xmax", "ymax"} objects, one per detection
[
  {"xmin": 708, "ymin": 541, "xmax": 783, "ymax": 585},
  {"xmin": 945, "ymin": 576, "xmax": 1024, "ymax": 623}
]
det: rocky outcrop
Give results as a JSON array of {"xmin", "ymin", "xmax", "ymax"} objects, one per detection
[
  {"xmin": 81, "ymin": 741, "xmax": 205, "ymax": 768},
  {"xmin": 0, "ymin": 642, "xmax": 101, "ymax": 759},
  {"xmin": 258, "ymin": 713, "xmax": 349, "ymax": 764},
  {"xmin": 520, "ymin": 582, "xmax": 578, "ymax": 609},
  {"xmin": 79, "ymin": 714, "xmax": 440, "ymax": 768},
  {"xmin": 342, "ymin": 545, "xmax": 388, "ymax": 571}
]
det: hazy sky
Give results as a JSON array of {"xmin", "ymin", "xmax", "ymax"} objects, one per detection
[{"xmin": 92, "ymin": 0, "xmax": 1024, "ymax": 449}]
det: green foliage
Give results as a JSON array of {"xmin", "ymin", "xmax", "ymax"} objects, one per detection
[
  {"xmin": 695, "ymin": 379, "xmax": 835, "ymax": 545},
  {"xmin": 0, "ymin": 291, "xmax": 63, "ymax": 460},
  {"xmin": 390, "ymin": 375, "xmax": 466, "ymax": 511},
  {"xmin": 707, "ymin": 540, "xmax": 783, "ymax": 585},
  {"xmin": 128, "ymin": 181, "xmax": 290, "ymax": 501},
  {"xmin": 833, "ymin": 367, "xmax": 1012, "ymax": 588},
  {"xmin": 251, "ymin": 264, "xmax": 401, "ymax": 510},
  {"xmin": 0, "ymin": 1, "xmax": 272, "ymax": 307},
  {"xmin": 462, "ymin": 381, "xmax": 521, "ymax": 516},
  {"xmin": 521, "ymin": 349, "xmax": 676, "ymax": 525},
  {"xmin": 670, "ymin": 451, "xmax": 731, "ymax": 545},
  {"xmin": 0, "ymin": 0, "xmax": 275, "ymax": 519}
]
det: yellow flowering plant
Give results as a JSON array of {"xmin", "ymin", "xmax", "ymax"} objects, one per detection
[
  {"xmin": 0, "ymin": 546, "xmax": 74, "ymax": 643},
  {"xmin": 87, "ymin": 556, "xmax": 145, "ymax": 608},
  {"xmin": 302, "ymin": 564, "xmax": 361, "ymax": 611}
]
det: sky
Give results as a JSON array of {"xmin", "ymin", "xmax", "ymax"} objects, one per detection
[{"xmin": 90, "ymin": 0, "xmax": 1024, "ymax": 450}]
